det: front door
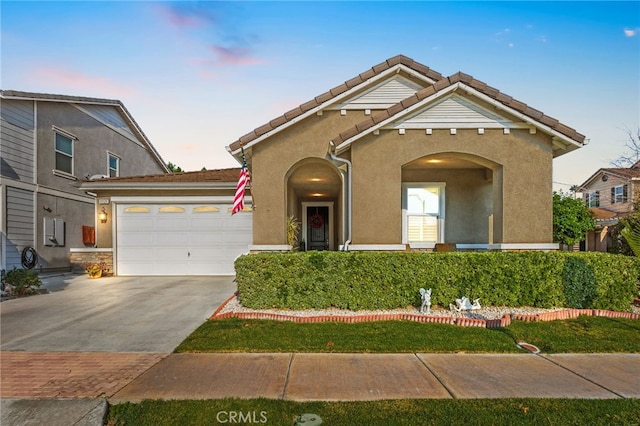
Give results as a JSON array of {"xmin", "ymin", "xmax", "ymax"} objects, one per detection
[{"xmin": 303, "ymin": 204, "xmax": 333, "ymax": 251}]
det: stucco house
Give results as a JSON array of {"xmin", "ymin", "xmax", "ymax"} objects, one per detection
[
  {"xmin": 81, "ymin": 55, "xmax": 585, "ymax": 276},
  {"xmin": 0, "ymin": 90, "xmax": 168, "ymax": 272},
  {"xmin": 226, "ymin": 54, "xmax": 585, "ymax": 253},
  {"xmin": 578, "ymin": 161, "xmax": 640, "ymax": 252}
]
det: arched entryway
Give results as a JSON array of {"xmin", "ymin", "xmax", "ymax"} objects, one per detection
[
  {"xmin": 285, "ymin": 159, "xmax": 343, "ymax": 250},
  {"xmin": 401, "ymin": 152, "xmax": 503, "ymax": 247}
]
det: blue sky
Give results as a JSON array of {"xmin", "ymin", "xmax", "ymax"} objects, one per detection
[{"xmin": 2, "ymin": 1, "xmax": 639, "ymax": 191}]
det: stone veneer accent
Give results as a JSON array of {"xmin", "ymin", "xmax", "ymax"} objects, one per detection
[{"xmin": 69, "ymin": 248, "xmax": 113, "ymax": 276}]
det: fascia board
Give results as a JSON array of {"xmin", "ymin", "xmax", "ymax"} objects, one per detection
[
  {"xmin": 110, "ymin": 195, "xmax": 252, "ymax": 204},
  {"xmin": 227, "ymin": 64, "xmax": 430, "ymax": 156},
  {"xmin": 459, "ymin": 83, "xmax": 584, "ymax": 150},
  {"xmin": 335, "ymin": 83, "xmax": 461, "ymax": 154},
  {"xmin": 577, "ymin": 169, "xmax": 605, "ymax": 190},
  {"xmin": 79, "ymin": 182, "xmax": 237, "ymax": 191}
]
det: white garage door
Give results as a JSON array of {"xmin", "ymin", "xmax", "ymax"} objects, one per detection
[{"xmin": 116, "ymin": 204, "xmax": 252, "ymax": 275}]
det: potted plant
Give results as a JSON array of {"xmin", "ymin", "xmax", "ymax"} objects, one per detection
[{"xmin": 83, "ymin": 261, "xmax": 107, "ymax": 279}]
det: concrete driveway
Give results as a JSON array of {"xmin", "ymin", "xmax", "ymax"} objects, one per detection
[{"xmin": 0, "ymin": 274, "xmax": 236, "ymax": 352}]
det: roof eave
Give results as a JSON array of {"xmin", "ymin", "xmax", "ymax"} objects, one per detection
[
  {"xmin": 79, "ymin": 182, "xmax": 237, "ymax": 191},
  {"xmin": 334, "ymin": 81, "xmax": 585, "ymax": 156},
  {"xmin": 226, "ymin": 63, "xmax": 440, "ymax": 157}
]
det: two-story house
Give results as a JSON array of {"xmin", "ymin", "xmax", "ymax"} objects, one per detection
[
  {"xmin": 1, "ymin": 90, "xmax": 168, "ymax": 272},
  {"xmin": 578, "ymin": 161, "xmax": 640, "ymax": 252}
]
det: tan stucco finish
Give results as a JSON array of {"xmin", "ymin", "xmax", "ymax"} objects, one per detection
[{"xmin": 251, "ymin": 117, "xmax": 554, "ymax": 246}]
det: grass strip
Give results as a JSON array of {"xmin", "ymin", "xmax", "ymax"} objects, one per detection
[
  {"xmin": 107, "ymin": 398, "xmax": 640, "ymax": 425},
  {"xmin": 175, "ymin": 317, "xmax": 640, "ymax": 353}
]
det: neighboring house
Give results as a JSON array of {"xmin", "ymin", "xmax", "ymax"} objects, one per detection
[
  {"xmin": 578, "ymin": 161, "xmax": 640, "ymax": 252},
  {"xmin": 0, "ymin": 90, "xmax": 168, "ymax": 272},
  {"xmin": 82, "ymin": 54, "xmax": 586, "ymax": 276},
  {"xmin": 226, "ymin": 55, "xmax": 585, "ymax": 253}
]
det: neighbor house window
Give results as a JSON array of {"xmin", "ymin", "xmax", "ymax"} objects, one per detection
[
  {"xmin": 108, "ymin": 153, "xmax": 120, "ymax": 177},
  {"xmin": 587, "ymin": 191, "xmax": 600, "ymax": 208},
  {"xmin": 402, "ymin": 183, "xmax": 445, "ymax": 244},
  {"xmin": 55, "ymin": 132, "xmax": 74, "ymax": 174},
  {"xmin": 611, "ymin": 185, "xmax": 628, "ymax": 204}
]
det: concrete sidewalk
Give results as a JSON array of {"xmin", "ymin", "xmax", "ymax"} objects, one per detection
[
  {"xmin": 109, "ymin": 352, "xmax": 640, "ymax": 402},
  {"xmin": 2, "ymin": 352, "xmax": 639, "ymax": 425}
]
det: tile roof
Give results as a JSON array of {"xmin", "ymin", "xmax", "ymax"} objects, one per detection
[
  {"xmin": 590, "ymin": 207, "xmax": 618, "ymax": 221},
  {"xmin": 227, "ymin": 55, "xmax": 586, "ymax": 156},
  {"xmin": 331, "ymin": 71, "xmax": 586, "ymax": 147},
  {"xmin": 227, "ymin": 55, "xmax": 444, "ymax": 152},
  {"xmin": 83, "ymin": 168, "xmax": 241, "ymax": 184}
]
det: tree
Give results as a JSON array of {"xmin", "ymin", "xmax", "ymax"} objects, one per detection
[
  {"xmin": 610, "ymin": 127, "xmax": 640, "ymax": 168},
  {"xmin": 552, "ymin": 191, "xmax": 595, "ymax": 246},
  {"xmin": 167, "ymin": 162, "xmax": 183, "ymax": 173}
]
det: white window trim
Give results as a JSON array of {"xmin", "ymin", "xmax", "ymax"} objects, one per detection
[
  {"xmin": 108, "ymin": 152, "xmax": 120, "ymax": 177},
  {"xmin": 402, "ymin": 182, "xmax": 445, "ymax": 244},
  {"xmin": 54, "ymin": 129, "xmax": 76, "ymax": 176},
  {"xmin": 613, "ymin": 185, "xmax": 625, "ymax": 204},
  {"xmin": 588, "ymin": 191, "xmax": 599, "ymax": 208}
]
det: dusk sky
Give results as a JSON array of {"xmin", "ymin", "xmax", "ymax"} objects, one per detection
[{"xmin": 2, "ymin": 1, "xmax": 639, "ymax": 191}]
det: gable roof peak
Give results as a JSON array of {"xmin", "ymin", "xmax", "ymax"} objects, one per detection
[{"xmin": 226, "ymin": 55, "xmax": 444, "ymax": 156}]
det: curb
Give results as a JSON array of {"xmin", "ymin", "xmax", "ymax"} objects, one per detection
[{"xmin": 211, "ymin": 294, "xmax": 640, "ymax": 329}]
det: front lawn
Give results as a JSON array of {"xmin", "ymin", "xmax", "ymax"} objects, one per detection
[
  {"xmin": 175, "ymin": 316, "xmax": 640, "ymax": 353},
  {"xmin": 108, "ymin": 398, "xmax": 640, "ymax": 425}
]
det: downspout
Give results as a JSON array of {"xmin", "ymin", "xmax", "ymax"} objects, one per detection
[{"xmin": 327, "ymin": 141, "xmax": 352, "ymax": 250}]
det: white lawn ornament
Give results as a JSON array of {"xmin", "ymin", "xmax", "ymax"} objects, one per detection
[
  {"xmin": 419, "ymin": 288, "xmax": 432, "ymax": 314},
  {"xmin": 449, "ymin": 296, "xmax": 481, "ymax": 312}
]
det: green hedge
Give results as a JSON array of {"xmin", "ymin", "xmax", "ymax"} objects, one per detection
[{"xmin": 234, "ymin": 251, "xmax": 640, "ymax": 311}]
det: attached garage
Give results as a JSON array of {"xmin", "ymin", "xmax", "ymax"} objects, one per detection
[
  {"xmin": 78, "ymin": 169, "xmax": 252, "ymax": 276},
  {"xmin": 116, "ymin": 203, "xmax": 251, "ymax": 275}
]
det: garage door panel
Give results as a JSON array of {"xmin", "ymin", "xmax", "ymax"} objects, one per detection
[
  {"xmin": 118, "ymin": 233, "xmax": 155, "ymax": 246},
  {"xmin": 117, "ymin": 203, "xmax": 251, "ymax": 276},
  {"xmin": 155, "ymin": 232, "xmax": 189, "ymax": 245},
  {"xmin": 118, "ymin": 247, "xmax": 154, "ymax": 260},
  {"xmin": 190, "ymin": 217, "xmax": 223, "ymax": 230},
  {"xmin": 119, "ymin": 218, "xmax": 154, "ymax": 231}
]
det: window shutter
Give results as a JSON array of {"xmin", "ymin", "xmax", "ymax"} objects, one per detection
[
  {"xmin": 595, "ymin": 191, "xmax": 600, "ymax": 207},
  {"xmin": 623, "ymin": 184, "xmax": 628, "ymax": 203},
  {"xmin": 611, "ymin": 187, "xmax": 615, "ymax": 204}
]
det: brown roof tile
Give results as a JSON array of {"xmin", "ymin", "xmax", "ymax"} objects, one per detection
[
  {"xmin": 227, "ymin": 55, "xmax": 446, "ymax": 152},
  {"xmin": 590, "ymin": 208, "xmax": 617, "ymax": 221},
  {"xmin": 331, "ymin": 69, "xmax": 586, "ymax": 148},
  {"xmin": 84, "ymin": 168, "xmax": 242, "ymax": 184}
]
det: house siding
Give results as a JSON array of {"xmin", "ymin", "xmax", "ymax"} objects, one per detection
[
  {"xmin": 584, "ymin": 174, "xmax": 634, "ymax": 214},
  {"xmin": 5, "ymin": 187, "xmax": 35, "ymax": 270},
  {"xmin": 1, "ymin": 99, "xmax": 35, "ymax": 182},
  {"xmin": 1, "ymin": 94, "xmax": 167, "ymax": 272}
]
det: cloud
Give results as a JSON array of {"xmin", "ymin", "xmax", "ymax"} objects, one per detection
[
  {"xmin": 209, "ymin": 45, "xmax": 263, "ymax": 67},
  {"xmin": 30, "ymin": 67, "xmax": 134, "ymax": 98},
  {"xmin": 624, "ymin": 28, "xmax": 638, "ymax": 37},
  {"xmin": 152, "ymin": 3, "xmax": 215, "ymax": 29}
]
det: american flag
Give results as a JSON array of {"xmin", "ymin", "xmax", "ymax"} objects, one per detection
[{"xmin": 232, "ymin": 149, "xmax": 250, "ymax": 215}]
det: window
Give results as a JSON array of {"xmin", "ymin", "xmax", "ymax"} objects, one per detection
[
  {"xmin": 108, "ymin": 153, "xmax": 120, "ymax": 177},
  {"xmin": 611, "ymin": 185, "xmax": 628, "ymax": 204},
  {"xmin": 402, "ymin": 183, "xmax": 445, "ymax": 244},
  {"xmin": 55, "ymin": 132, "xmax": 74, "ymax": 174},
  {"xmin": 587, "ymin": 191, "xmax": 600, "ymax": 208}
]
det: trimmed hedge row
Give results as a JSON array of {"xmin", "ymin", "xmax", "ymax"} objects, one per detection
[{"xmin": 235, "ymin": 251, "xmax": 640, "ymax": 311}]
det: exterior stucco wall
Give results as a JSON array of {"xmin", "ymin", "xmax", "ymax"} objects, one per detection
[
  {"xmin": 36, "ymin": 102, "xmax": 165, "ymax": 188},
  {"xmin": 350, "ymin": 128, "xmax": 553, "ymax": 244},
  {"xmin": 251, "ymin": 110, "xmax": 367, "ymax": 245}
]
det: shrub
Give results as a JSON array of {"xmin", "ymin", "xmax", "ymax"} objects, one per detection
[
  {"xmin": 3, "ymin": 268, "xmax": 42, "ymax": 297},
  {"xmin": 235, "ymin": 251, "xmax": 640, "ymax": 311}
]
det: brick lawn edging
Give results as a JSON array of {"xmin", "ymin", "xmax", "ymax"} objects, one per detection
[{"xmin": 210, "ymin": 294, "xmax": 640, "ymax": 329}]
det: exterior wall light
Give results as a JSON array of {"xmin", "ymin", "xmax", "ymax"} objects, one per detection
[{"xmin": 98, "ymin": 207, "xmax": 108, "ymax": 223}]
